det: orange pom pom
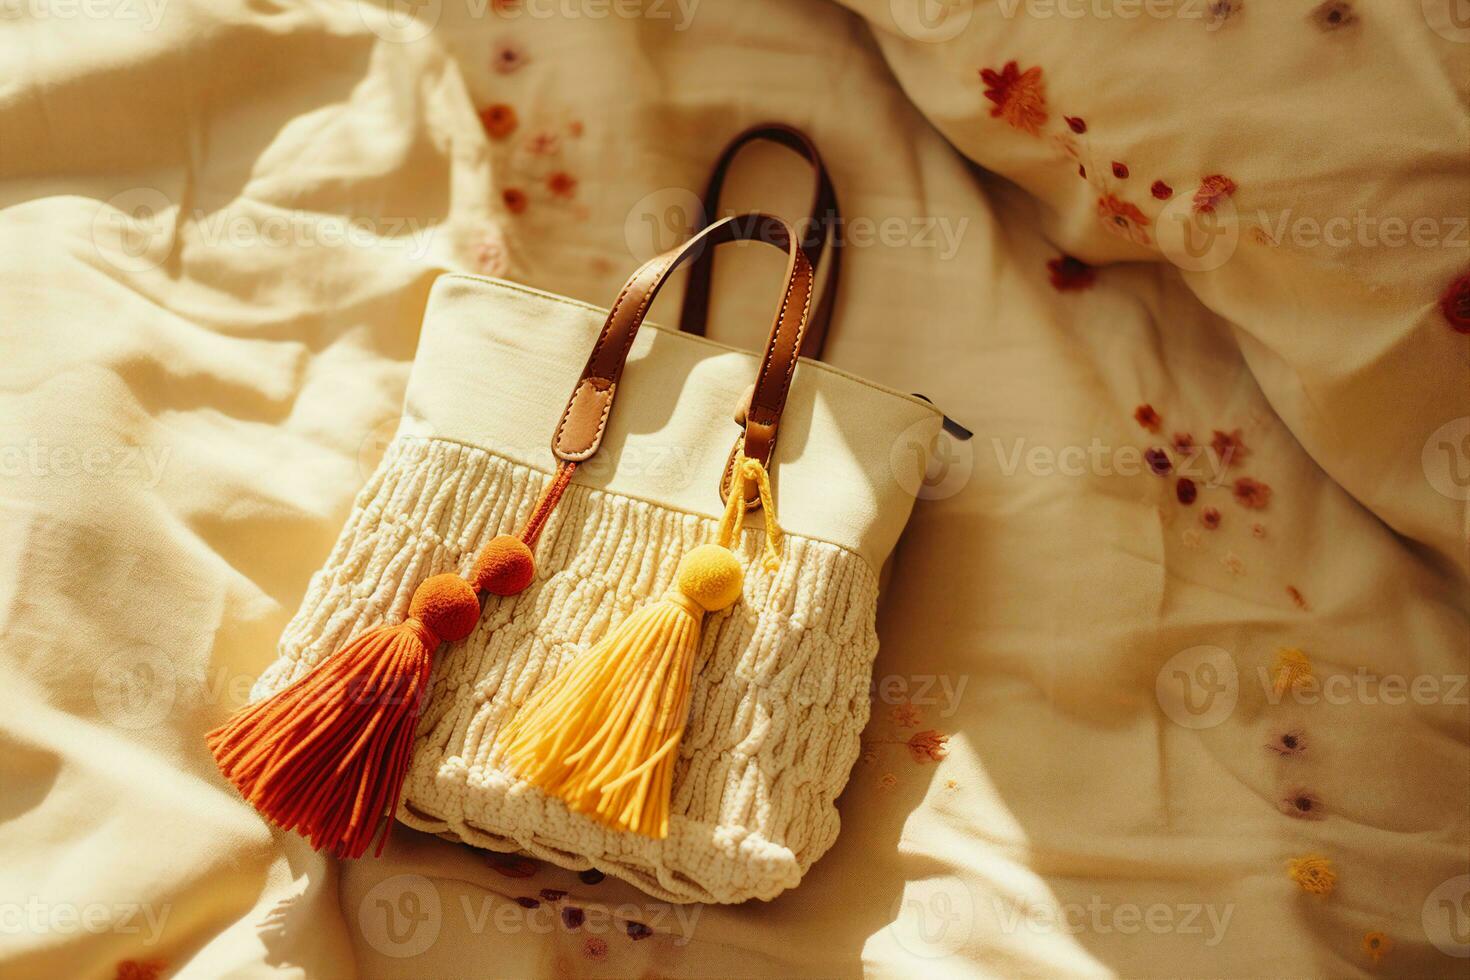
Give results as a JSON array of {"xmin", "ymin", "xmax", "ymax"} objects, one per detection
[
  {"xmin": 409, "ymin": 574, "xmax": 480, "ymax": 643},
  {"xmin": 471, "ymin": 535, "xmax": 535, "ymax": 596}
]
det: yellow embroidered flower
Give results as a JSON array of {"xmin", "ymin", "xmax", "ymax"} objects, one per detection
[
  {"xmin": 1273, "ymin": 647, "xmax": 1313, "ymax": 695},
  {"xmin": 1362, "ymin": 931, "xmax": 1393, "ymax": 964},
  {"xmin": 1287, "ymin": 855, "xmax": 1336, "ymax": 895}
]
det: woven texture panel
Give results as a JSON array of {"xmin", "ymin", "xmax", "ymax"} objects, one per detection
[{"xmin": 256, "ymin": 435, "xmax": 882, "ymax": 903}]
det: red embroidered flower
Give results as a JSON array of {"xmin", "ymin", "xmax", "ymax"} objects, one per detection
[
  {"xmin": 1098, "ymin": 194, "xmax": 1152, "ymax": 245},
  {"xmin": 1134, "ymin": 404, "xmax": 1162, "ymax": 433},
  {"xmin": 492, "ymin": 40, "xmax": 528, "ymax": 74},
  {"xmin": 525, "ymin": 130, "xmax": 561, "ymax": 155},
  {"xmin": 583, "ymin": 937, "xmax": 608, "ymax": 960},
  {"xmin": 1111, "ymin": 161, "xmax": 1129, "ymax": 179},
  {"xmin": 1172, "ymin": 432, "xmax": 1195, "ymax": 453},
  {"xmin": 1200, "ymin": 506, "xmax": 1221, "ymax": 529},
  {"xmin": 1233, "ymin": 477, "xmax": 1272, "ymax": 509},
  {"xmin": 907, "ymin": 730, "xmax": 949, "ymax": 762},
  {"xmin": 1047, "ymin": 255, "xmax": 1096, "ymax": 291},
  {"xmin": 1065, "ymin": 115, "xmax": 1087, "ymax": 133},
  {"xmin": 1440, "ymin": 270, "xmax": 1470, "ymax": 333},
  {"xmin": 1176, "ymin": 477, "xmax": 1198, "ymax": 504},
  {"xmin": 547, "ymin": 171, "xmax": 577, "ymax": 198},
  {"xmin": 890, "ymin": 702, "xmax": 922, "ymax": 727},
  {"xmin": 479, "ymin": 103, "xmax": 517, "ymax": 139},
  {"xmin": 979, "ymin": 61, "xmax": 1048, "ymax": 136},
  {"xmin": 1151, "ymin": 180, "xmax": 1173, "ymax": 200},
  {"xmin": 501, "ymin": 187, "xmax": 528, "ymax": 214},
  {"xmin": 566, "ymin": 119, "xmax": 584, "ymax": 138},
  {"xmin": 1193, "ymin": 174, "xmax": 1237, "ymax": 214},
  {"xmin": 1210, "ymin": 428, "xmax": 1248, "ymax": 466}
]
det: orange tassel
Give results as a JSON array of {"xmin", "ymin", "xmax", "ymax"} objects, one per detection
[
  {"xmin": 207, "ymin": 463, "xmax": 574, "ymax": 858},
  {"xmin": 208, "ymin": 574, "xmax": 479, "ymax": 858}
]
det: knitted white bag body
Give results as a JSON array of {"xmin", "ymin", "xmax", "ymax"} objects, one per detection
[{"xmin": 256, "ymin": 252, "xmax": 939, "ymax": 903}]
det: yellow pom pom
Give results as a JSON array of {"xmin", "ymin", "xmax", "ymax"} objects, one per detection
[{"xmin": 675, "ymin": 544, "xmax": 743, "ymax": 612}]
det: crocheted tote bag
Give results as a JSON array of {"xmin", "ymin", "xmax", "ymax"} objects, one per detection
[{"xmin": 208, "ymin": 214, "xmax": 941, "ymax": 904}]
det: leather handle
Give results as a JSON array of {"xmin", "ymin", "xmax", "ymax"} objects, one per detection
[
  {"xmin": 678, "ymin": 123, "xmax": 840, "ymax": 361},
  {"xmin": 552, "ymin": 213, "xmax": 813, "ymax": 502}
]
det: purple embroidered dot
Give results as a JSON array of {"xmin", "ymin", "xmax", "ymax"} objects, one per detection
[
  {"xmin": 561, "ymin": 907, "xmax": 585, "ymax": 929},
  {"xmin": 1309, "ymin": 0, "xmax": 1355, "ymax": 30},
  {"xmin": 1145, "ymin": 448, "xmax": 1172, "ymax": 475},
  {"xmin": 1065, "ymin": 115, "xmax": 1087, "ymax": 134},
  {"xmin": 515, "ymin": 896, "xmax": 540, "ymax": 909},
  {"xmin": 539, "ymin": 888, "xmax": 567, "ymax": 902},
  {"xmin": 1112, "ymin": 162, "xmax": 1129, "ymax": 179},
  {"xmin": 626, "ymin": 921, "xmax": 653, "ymax": 941},
  {"xmin": 1176, "ymin": 477, "xmax": 1198, "ymax": 504},
  {"xmin": 578, "ymin": 869, "xmax": 605, "ymax": 885},
  {"xmin": 1078, "ymin": 164, "xmax": 1086, "ymax": 179},
  {"xmin": 1267, "ymin": 729, "xmax": 1307, "ymax": 755},
  {"xmin": 1278, "ymin": 789, "xmax": 1325, "ymax": 820},
  {"xmin": 1151, "ymin": 180, "xmax": 1173, "ymax": 200},
  {"xmin": 488, "ymin": 854, "xmax": 538, "ymax": 878}
]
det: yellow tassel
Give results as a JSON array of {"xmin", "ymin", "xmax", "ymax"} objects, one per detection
[{"xmin": 496, "ymin": 455, "xmax": 781, "ymax": 838}]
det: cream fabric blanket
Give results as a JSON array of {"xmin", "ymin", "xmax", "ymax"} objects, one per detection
[{"xmin": 1, "ymin": 1, "xmax": 1466, "ymax": 977}]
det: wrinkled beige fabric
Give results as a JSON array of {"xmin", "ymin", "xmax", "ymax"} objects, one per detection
[{"xmin": 1, "ymin": 0, "xmax": 1465, "ymax": 977}]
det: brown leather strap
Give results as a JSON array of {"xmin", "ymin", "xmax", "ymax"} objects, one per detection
[
  {"xmin": 678, "ymin": 124, "xmax": 839, "ymax": 361},
  {"xmin": 553, "ymin": 213, "xmax": 813, "ymax": 506}
]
